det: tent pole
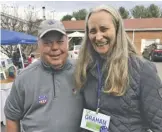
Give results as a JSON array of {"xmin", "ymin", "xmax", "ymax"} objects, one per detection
[
  {"xmin": 68, "ymin": 37, "xmax": 72, "ymax": 42},
  {"xmin": 18, "ymin": 44, "xmax": 24, "ymax": 69}
]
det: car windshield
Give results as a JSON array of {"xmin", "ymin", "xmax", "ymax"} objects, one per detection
[
  {"xmin": 157, "ymin": 45, "xmax": 162, "ymax": 50},
  {"xmin": 74, "ymin": 45, "xmax": 81, "ymax": 50}
]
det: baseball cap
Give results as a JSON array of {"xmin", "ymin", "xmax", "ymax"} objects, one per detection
[{"xmin": 38, "ymin": 19, "xmax": 66, "ymax": 38}]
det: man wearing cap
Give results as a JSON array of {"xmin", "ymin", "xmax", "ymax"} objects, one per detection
[{"xmin": 4, "ymin": 19, "xmax": 83, "ymax": 132}]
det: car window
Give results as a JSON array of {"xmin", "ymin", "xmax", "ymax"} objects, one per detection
[{"xmin": 157, "ymin": 45, "xmax": 162, "ymax": 50}]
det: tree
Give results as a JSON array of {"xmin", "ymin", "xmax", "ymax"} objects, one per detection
[
  {"xmin": 72, "ymin": 9, "xmax": 87, "ymax": 20},
  {"xmin": 1, "ymin": 5, "xmax": 23, "ymax": 58},
  {"xmin": 61, "ymin": 14, "xmax": 73, "ymax": 21},
  {"xmin": 131, "ymin": 5, "xmax": 148, "ymax": 18},
  {"xmin": 61, "ymin": 9, "xmax": 88, "ymax": 21},
  {"xmin": 147, "ymin": 4, "xmax": 161, "ymax": 18},
  {"xmin": 0, "ymin": 4, "xmax": 42, "ymax": 58},
  {"xmin": 118, "ymin": 7, "xmax": 130, "ymax": 19}
]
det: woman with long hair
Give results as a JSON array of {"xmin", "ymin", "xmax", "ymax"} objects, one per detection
[{"xmin": 75, "ymin": 5, "xmax": 162, "ymax": 132}]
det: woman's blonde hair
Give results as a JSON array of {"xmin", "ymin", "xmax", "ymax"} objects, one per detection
[{"xmin": 75, "ymin": 5, "xmax": 138, "ymax": 96}]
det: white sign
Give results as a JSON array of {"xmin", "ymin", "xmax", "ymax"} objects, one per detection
[{"xmin": 80, "ymin": 109, "xmax": 111, "ymax": 132}]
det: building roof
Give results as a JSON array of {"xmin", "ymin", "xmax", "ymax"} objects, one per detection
[
  {"xmin": 62, "ymin": 20, "xmax": 85, "ymax": 31},
  {"xmin": 62, "ymin": 18, "xmax": 162, "ymax": 31},
  {"xmin": 124, "ymin": 18, "xmax": 162, "ymax": 30}
]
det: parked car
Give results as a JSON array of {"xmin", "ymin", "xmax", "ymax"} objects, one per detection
[
  {"xmin": 68, "ymin": 45, "xmax": 81, "ymax": 59},
  {"xmin": 0, "ymin": 58, "xmax": 17, "ymax": 82},
  {"xmin": 142, "ymin": 43, "xmax": 162, "ymax": 61}
]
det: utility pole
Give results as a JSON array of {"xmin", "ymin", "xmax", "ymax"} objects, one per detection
[
  {"xmin": 51, "ymin": 10, "xmax": 55, "ymax": 19},
  {"xmin": 42, "ymin": 6, "xmax": 46, "ymax": 20}
]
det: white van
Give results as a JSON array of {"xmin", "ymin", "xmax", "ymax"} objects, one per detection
[{"xmin": 68, "ymin": 45, "xmax": 81, "ymax": 59}]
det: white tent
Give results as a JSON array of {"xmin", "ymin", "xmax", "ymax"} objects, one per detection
[{"xmin": 68, "ymin": 31, "xmax": 84, "ymax": 38}]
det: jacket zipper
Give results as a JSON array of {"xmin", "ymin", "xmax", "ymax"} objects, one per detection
[{"xmin": 52, "ymin": 72, "xmax": 56, "ymax": 98}]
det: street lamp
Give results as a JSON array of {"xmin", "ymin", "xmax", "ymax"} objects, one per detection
[{"xmin": 42, "ymin": 6, "xmax": 46, "ymax": 20}]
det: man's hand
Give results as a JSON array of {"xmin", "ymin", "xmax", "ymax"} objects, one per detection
[{"xmin": 5, "ymin": 119, "xmax": 20, "ymax": 132}]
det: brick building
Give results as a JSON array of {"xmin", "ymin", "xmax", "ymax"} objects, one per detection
[{"xmin": 62, "ymin": 18, "xmax": 162, "ymax": 54}]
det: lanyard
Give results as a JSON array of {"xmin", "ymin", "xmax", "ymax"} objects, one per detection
[{"xmin": 96, "ymin": 61, "xmax": 102, "ymax": 113}]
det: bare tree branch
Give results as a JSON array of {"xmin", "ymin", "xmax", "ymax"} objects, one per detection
[{"xmin": 1, "ymin": 4, "xmax": 42, "ymax": 58}]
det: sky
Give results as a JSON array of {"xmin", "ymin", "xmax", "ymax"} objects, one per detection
[{"xmin": 0, "ymin": 1, "xmax": 162, "ymax": 20}]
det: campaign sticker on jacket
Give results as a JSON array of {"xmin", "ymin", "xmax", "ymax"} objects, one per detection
[{"xmin": 80, "ymin": 109, "xmax": 110, "ymax": 132}]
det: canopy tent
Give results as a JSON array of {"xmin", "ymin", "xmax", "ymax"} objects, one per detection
[
  {"xmin": 67, "ymin": 31, "xmax": 84, "ymax": 45},
  {"xmin": 1, "ymin": 29, "xmax": 37, "ymax": 45},
  {"xmin": 1, "ymin": 29, "xmax": 37, "ymax": 68},
  {"xmin": 68, "ymin": 31, "xmax": 84, "ymax": 38}
]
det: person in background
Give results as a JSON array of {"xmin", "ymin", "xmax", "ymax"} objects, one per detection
[
  {"xmin": 27, "ymin": 54, "xmax": 32, "ymax": 64},
  {"xmin": 5, "ymin": 19, "xmax": 83, "ymax": 132},
  {"xmin": 12, "ymin": 48, "xmax": 26, "ymax": 69},
  {"xmin": 28, "ymin": 54, "xmax": 38, "ymax": 64},
  {"xmin": 31, "ymin": 54, "xmax": 38, "ymax": 63},
  {"xmin": 75, "ymin": 5, "xmax": 162, "ymax": 132}
]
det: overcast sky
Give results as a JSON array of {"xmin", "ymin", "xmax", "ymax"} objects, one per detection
[{"xmin": 0, "ymin": 1, "xmax": 162, "ymax": 20}]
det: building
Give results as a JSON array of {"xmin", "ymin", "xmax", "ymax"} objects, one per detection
[{"xmin": 62, "ymin": 18, "xmax": 162, "ymax": 54}]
